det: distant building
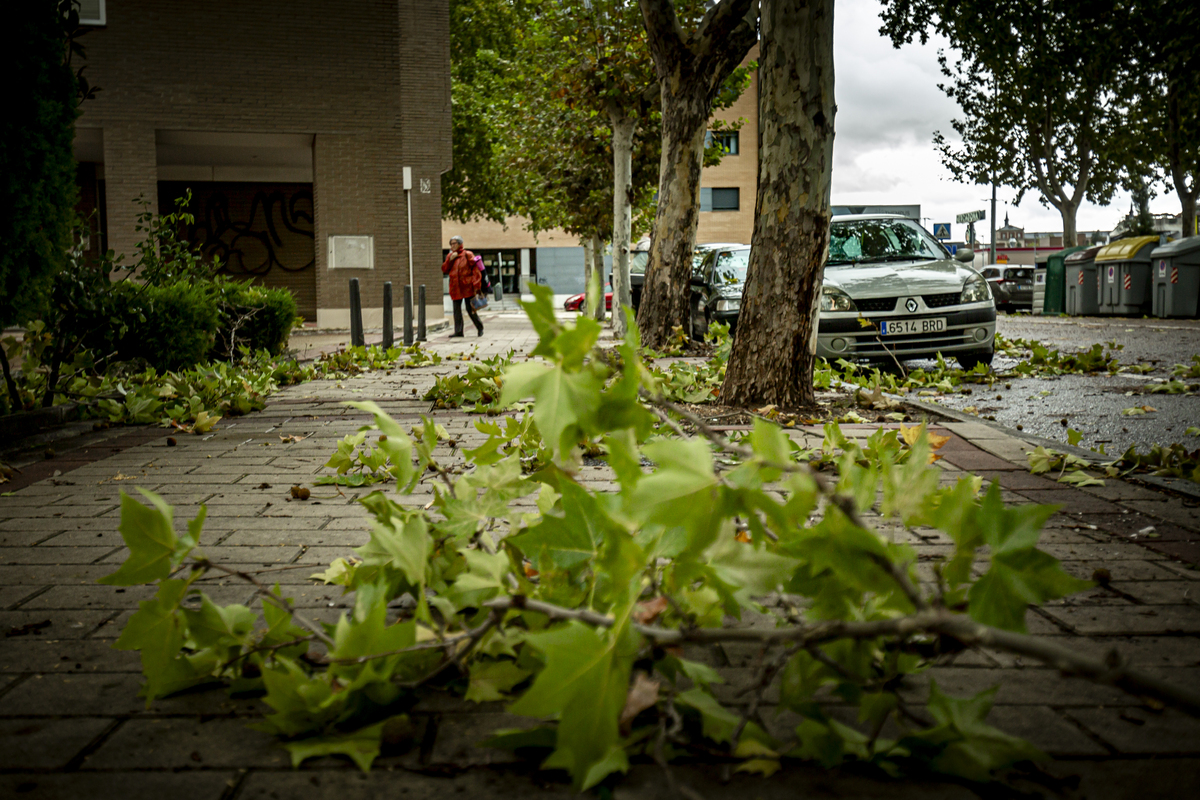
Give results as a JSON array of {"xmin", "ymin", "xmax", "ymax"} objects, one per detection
[{"xmin": 72, "ymin": 0, "xmax": 451, "ymax": 327}]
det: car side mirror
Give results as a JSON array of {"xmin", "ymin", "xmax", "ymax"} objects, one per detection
[
  {"xmin": 954, "ymin": 248, "xmax": 974, "ymax": 263},
  {"xmin": 689, "ymin": 274, "xmax": 706, "ymax": 287}
]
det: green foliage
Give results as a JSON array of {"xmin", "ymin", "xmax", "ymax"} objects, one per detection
[
  {"xmin": 882, "ymin": 1, "xmax": 1129, "ymax": 239},
  {"xmin": 0, "ymin": 2, "xmax": 80, "ymax": 328},
  {"xmin": 106, "ymin": 280, "xmax": 221, "ymax": 372},
  {"xmin": 213, "ymin": 280, "xmax": 299, "ymax": 358},
  {"xmin": 101, "ymin": 285, "xmax": 1102, "ymax": 787},
  {"xmin": 424, "ymin": 350, "xmax": 517, "ymax": 411}
]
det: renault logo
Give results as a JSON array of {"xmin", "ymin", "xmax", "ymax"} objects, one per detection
[{"xmin": 905, "ymin": 298, "xmax": 919, "ymax": 313}]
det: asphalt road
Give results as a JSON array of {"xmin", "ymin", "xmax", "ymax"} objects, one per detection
[{"xmin": 914, "ymin": 312, "xmax": 1200, "ymax": 456}]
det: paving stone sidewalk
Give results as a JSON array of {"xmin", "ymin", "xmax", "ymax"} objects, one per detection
[{"xmin": 2, "ymin": 310, "xmax": 1199, "ymax": 799}]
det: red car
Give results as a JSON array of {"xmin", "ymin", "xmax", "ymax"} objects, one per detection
[{"xmin": 563, "ymin": 288, "xmax": 612, "ymax": 312}]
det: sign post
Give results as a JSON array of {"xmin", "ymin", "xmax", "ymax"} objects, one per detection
[{"xmin": 932, "ymin": 223, "xmax": 951, "ymax": 240}]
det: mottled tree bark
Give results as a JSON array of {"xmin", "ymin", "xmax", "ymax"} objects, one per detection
[
  {"xmin": 722, "ymin": 0, "xmax": 835, "ymax": 409},
  {"xmin": 591, "ymin": 233, "xmax": 606, "ymax": 321},
  {"xmin": 582, "ymin": 235, "xmax": 596, "ymax": 314},
  {"xmin": 611, "ymin": 113, "xmax": 636, "ymax": 337},
  {"xmin": 636, "ymin": 0, "xmax": 758, "ymax": 349}
]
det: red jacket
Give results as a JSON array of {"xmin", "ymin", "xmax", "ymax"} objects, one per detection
[{"xmin": 442, "ymin": 249, "xmax": 482, "ymax": 301}]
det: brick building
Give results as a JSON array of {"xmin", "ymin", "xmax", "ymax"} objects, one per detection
[
  {"xmin": 447, "ymin": 46, "xmax": 761, "ymax": 297},
  {"xmin": 72, "ymin": 0, "xmax": 451, "ymax": 327}
]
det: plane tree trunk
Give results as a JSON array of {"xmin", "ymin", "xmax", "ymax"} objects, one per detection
[
  {"xmin": 611, "ymin": 112, "xmax": 635, "ymax": 336},
  {"xmin": 635, "ymin": 0, "xmax": 758, "ymax": 349},
  {"xmin": 721, "ymin": 0, "xmax": 835, "ymax": 409}
]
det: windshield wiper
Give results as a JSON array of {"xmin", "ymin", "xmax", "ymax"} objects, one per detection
[{"xmin": 854, "ymin": 254, "xmax": 931, "ymax": 264}]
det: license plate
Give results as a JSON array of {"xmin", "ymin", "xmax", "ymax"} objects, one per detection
[{"xmin": 881, "ymin": 318, "xmax": 946, "ymax": 335}]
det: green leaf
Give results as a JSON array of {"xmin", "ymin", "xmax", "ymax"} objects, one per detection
[
  {"xmin": 281, "ymin": 718, "xmax": 391, "ymax": 771},
  {"xmin": 355, "ymin": 495, "xmax": 430, "ymax": 587},
  {"xmin": 466, "ymin": 659, "xmax": 532, "ymax": 703},
  {"xmin": 509, "ymin": 480, "xmax": 616, "ymax": 571},
  {"xmin": 969, "ymin": 548, "xmax": 1091, "ymax": 632},
  {"xmin": 98, "ymin": 489, "xmax": 181, "ymax": 585},
  {"xmin": 113, "ymin": 579, "xmax": 206, "ymax": 702},
  {"xmin": 508, "ymin": 619, "xmax": 637, "ymax": 790},
  {"xmin": 676, "ymin": 687, "xmax": 740, "ymax": 744}
]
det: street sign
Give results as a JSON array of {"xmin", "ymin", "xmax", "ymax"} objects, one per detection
[
  {"xmin": 932, "ymin": 223, "xmax": 951, "ymax": 239},
  {"xmin": 956, "ymin": 210, "xmax": 986, "ymax": 224}
]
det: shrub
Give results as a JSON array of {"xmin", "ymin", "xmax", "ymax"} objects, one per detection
[
  {"xmin": 109, "ymin": 282, "xmax": 219, "ymax": 371},
  {"xmin": 213, "ymin": 281, "xmax": 297, "ymax": 358}
]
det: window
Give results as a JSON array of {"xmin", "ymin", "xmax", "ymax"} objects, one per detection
[
  {"xmin": 699, "ymin": 187, "xmax": 740, "ymax": 212},
  {"xmin": 710, "ymin": 188, "xmax": 740, "ymax": 211},
  {"xmin": 78, "ymin": 0, "xmax": 107, "ymax": 26},
  {"xmin": 704, "ymin": 130, "xmax": 740, "ymax": 155}
]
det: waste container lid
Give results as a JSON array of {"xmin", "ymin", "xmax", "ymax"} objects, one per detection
[
  {"xmin": 1096, "ymin": 235, "xmax": 1162, "ymax": 263},
  {"xmin": 1065, "ymin": 245, "xmax": 1103, "ymax": 264},
  {"xmin": 1150, "ymin": 237, "xmax": 1200, "ymax": 258}
]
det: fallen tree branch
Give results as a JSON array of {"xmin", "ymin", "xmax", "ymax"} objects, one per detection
[{"xmin": 484, "ymin": 596, "xmax": 1200, "ymax": 718}]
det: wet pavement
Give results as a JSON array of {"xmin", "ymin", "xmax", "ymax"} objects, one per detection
[{"xmin": 909, "ymin": 313, "xmax": 1200, "ymax": 456}]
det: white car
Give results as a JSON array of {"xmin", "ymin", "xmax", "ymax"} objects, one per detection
[{"xmin": 816, "ymin": 215, "xmax": 996, "ymax": 369}]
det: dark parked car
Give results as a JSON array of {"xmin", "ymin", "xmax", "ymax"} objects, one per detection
[
  {"xmin": 688, "ymin": 245, "xmax": 751, "ymax": 336},
  {"xmin": 980, "ymin": 265, "xmax": 1034, "ymax": 309}
]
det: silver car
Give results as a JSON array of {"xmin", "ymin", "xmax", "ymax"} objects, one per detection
[{"xmin": 816, "ymin": 215, "xmax": 996, "ymax": 369}]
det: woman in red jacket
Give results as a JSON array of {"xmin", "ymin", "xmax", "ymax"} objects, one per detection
[{"xmin": 441, "ymin": 235, "xmax": 484, "ymax": 337}]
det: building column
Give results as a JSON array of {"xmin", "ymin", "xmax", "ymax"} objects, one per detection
[{"xmin": 101, "ymin": 123, "xmax": 158, "ymax": 265}]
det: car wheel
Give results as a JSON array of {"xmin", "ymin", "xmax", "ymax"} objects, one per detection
[{"xmin": 957, "ymin": 350, "xmax": 994, "ymax": 370}]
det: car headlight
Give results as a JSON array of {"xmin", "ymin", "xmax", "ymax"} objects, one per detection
[
  {"xmin": 961, "ymin": 274, "xmax": 991, "ymax": 304},
  {"xmin": 819, "ymin": 286, "xmax": 857, "ymax": 312},
  {"xmin": 716, "ymin": 297, "xmax": 740, "ymax": 312}
]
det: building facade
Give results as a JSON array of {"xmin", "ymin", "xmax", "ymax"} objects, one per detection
[
  {"xmin": 446, "ymin": 46, "xmax": 761, "ymax": 298},
  {"xmin": 72, "ymin": 0, "xmax": 451, "ymax": 327}
]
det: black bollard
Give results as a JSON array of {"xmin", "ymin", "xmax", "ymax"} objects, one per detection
[
  {"xmin": 417, "ymin": 285, "xmax": 427, "ymax": 341},
  {"xmin": 403, "ymin": 285, "xmax": 414, "ymax": 346},
  {"xmin": 382, "ymin": 282, "xmax": 393, "ymax": 349},
  {"xmin": 349, "ymin": 278, "xmax": 364, "ymax": 347}
]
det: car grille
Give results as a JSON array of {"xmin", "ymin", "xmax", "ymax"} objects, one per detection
[
  {"xmin": 855, "ymin": 297, "xmax": 897, "ymax": 312},
  {"xmin": 846, "ymin": 328, "xmax": 973, "ymax": 355},
  {"xmin": 922, "ymin": 292, "xmax": 961, "ymax": 308}
]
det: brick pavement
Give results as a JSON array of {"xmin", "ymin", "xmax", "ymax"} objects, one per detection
[{"xmin": 2, "ymin": 308, "xmax": 1199, "ymax": 798}]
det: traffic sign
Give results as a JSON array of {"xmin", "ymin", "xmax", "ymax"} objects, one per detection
[
  {"xmin": 932, "ymin": 223, "xmax": 951, "ymax": 239},
  {"xmin": 956, "ymin": 210, "xmax": 986, "ymax": 224}
]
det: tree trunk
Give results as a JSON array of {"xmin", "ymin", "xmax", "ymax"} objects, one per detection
[
  {"xmin": 591, "ymin": 233, "xmax": 605, "ymax": 322},
  {"xmin": 1181, "ymin": 192, "xmax": 1198, "ymax": 239},
  {"xmin": 721, "ymin": 0, "xmax": 835, "ymax": 409},
  {"xmin": 611, "ymin": 113, "xmax": 636, "ymax": 338},
  {"xmin": 635, "ymin": 0, "xmax": 758, "ymax": 350},
  {"xmin": 1, "ymin": 348, "xmax": 21, "ymax": 412},
  {"xmin": 582, "ymin": 235, "xmax": 596, "ymax": 315},
  {"xmin": 1059, "ymin": 201, "xmax": 1078, "ymax": 249}
]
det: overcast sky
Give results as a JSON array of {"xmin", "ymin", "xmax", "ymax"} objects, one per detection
[{"xmin": 830, "ymin": 0, "xmax": 1173, "ymax": 238}]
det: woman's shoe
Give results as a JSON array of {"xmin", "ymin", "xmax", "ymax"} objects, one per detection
[
  {"xmin": 449, "ymin": 332, "xmax": 465, "ymax": 338},
  {"xmin": 476, "ymin": 325, "xmax": 484, "ymax": 336}
]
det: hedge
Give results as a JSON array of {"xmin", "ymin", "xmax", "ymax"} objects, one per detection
[{"xmin": 214, "ymin": 281, "xmax": 297, "ymax": 358}]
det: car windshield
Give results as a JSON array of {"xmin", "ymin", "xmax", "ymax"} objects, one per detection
[
  {"xmin": 713, "ymin": 249, "xmax": 750, "ymax": 285},
  {"xmin": 828, "ymin": 218, "xmax": 944, "ymax": 265},
  {"xmin": 630, "ymin": 251, "xmax": 649, "ymax": 275},
  {"xmin": 1008, "ymin": 268, "xmax": 1033, "ymax": 280}
]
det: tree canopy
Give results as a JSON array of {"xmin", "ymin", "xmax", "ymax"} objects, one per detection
[
  {"xmin": 1, "ymin": 1, "xmax": 85, "ymax": 328},
  {"xmin": 880, "ymin": 0, "xmax": 1133, "ymax": 246}
]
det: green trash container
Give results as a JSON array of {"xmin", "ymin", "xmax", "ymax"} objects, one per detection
[
  {"xmin": 1043, "ymin": 246, "xmax": 1083, "ymax": 314},
  {"xmin": 1151, "ymin": 237, "xmax": 1200, "ymax": 318},
  {"xmin": 1096, "ymin": 236, "xmax": 1160, "ymax": 315},
  {"xmin": 1064, "ymin": 245, "xmax": 1102, "ymax": 315}
]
